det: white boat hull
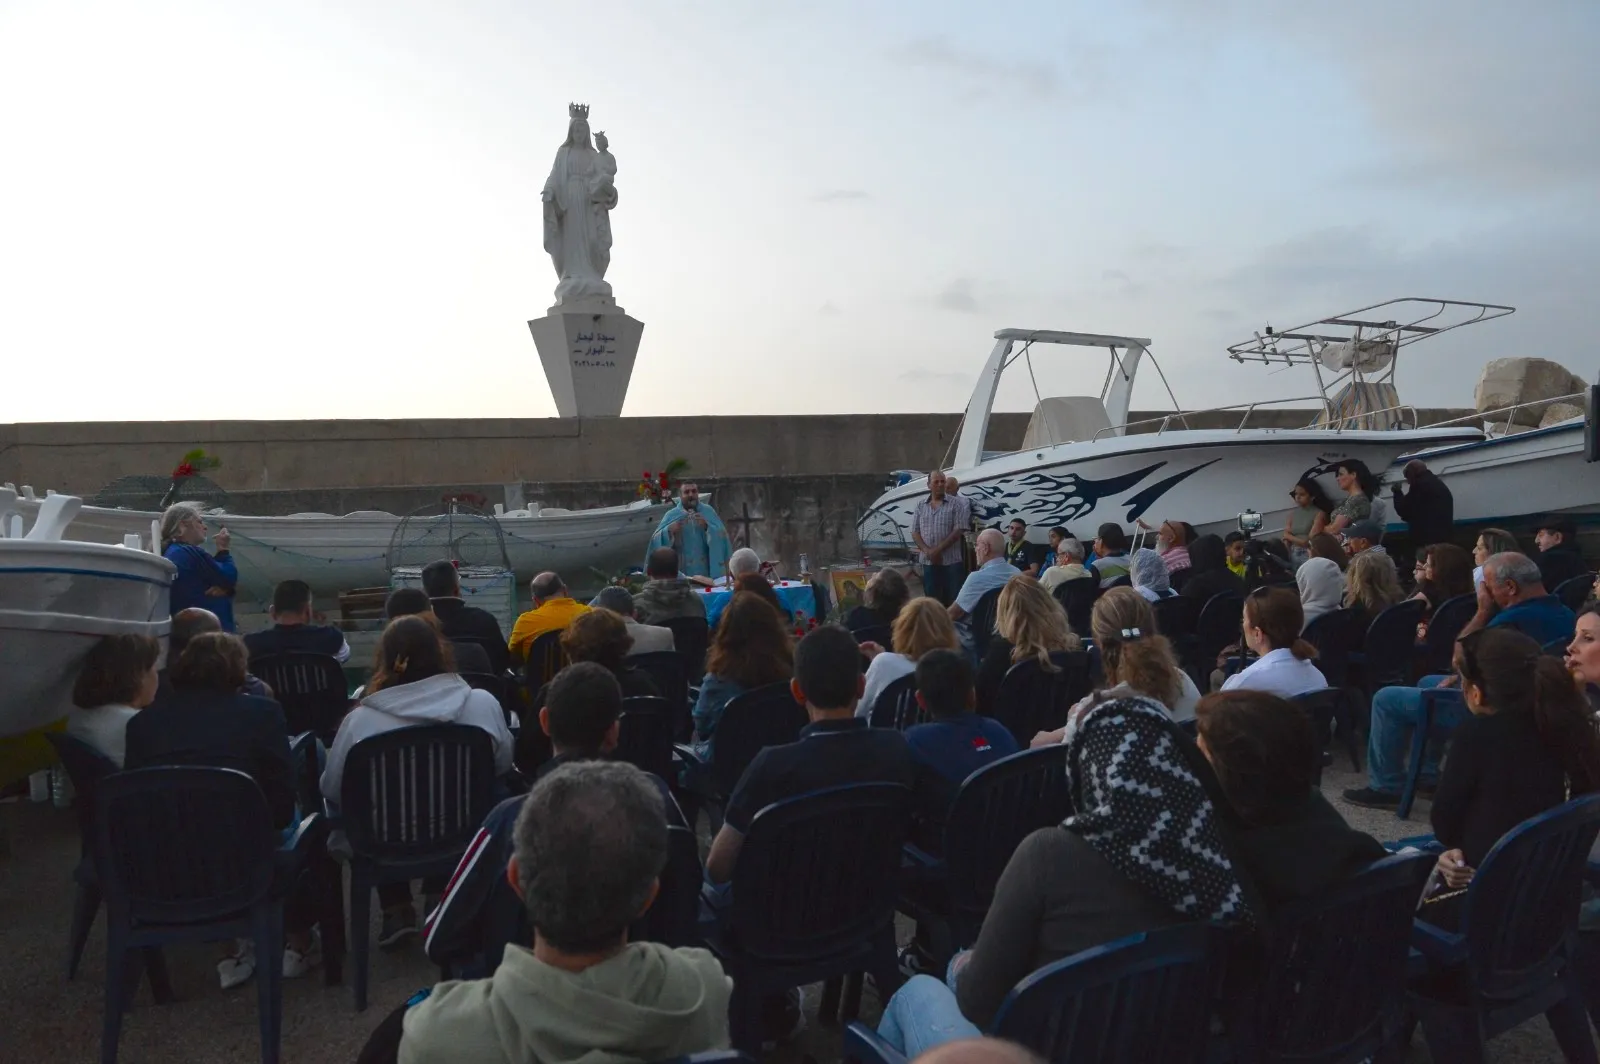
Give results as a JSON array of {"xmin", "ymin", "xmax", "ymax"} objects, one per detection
[
  {"xmin": 861, "ymin": 427, "xmax": 1483, "ymax": 550},
  {"xmin": 12, "ymin": 495, "xmax": 674, "ymax": 596},
  {"xmin": 0, "ymin": 539, "xmax": 174, "ymax": 739},
  {"xmin": 1389, "ymin": 421, "xmax": 1600, "ymax": 527}
]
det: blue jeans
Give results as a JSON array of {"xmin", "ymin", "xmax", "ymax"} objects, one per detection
[
  {"xmin": 878, "ymin": 975, "xmax": 981, "ymax": 1056},
  {"xmin": 1367, "ymin": 675, "xmax": 1451, "ymax": 794},
  {"xmin": 922, "ymin": 563, "xmax": 965, "ymax": 606}
]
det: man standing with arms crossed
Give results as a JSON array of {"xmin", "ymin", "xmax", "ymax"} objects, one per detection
[{"xmin": 913, "ymin": 470, "xmax": 971, "ymax": 606}]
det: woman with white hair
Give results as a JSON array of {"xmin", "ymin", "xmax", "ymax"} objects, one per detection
[{"xmin": 160, "ymin": 503, "xmax": 239, "ymax": 632}]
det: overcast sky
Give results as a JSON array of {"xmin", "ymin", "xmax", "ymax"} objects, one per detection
[{"xmin": 1, "ymin": 0, "xmax": 1595, "ymax": 422}]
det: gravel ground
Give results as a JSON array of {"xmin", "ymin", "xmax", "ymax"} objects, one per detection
[{"xmin": 0, "ymin": 761, "xmax": 1580, "ymax": 1063}]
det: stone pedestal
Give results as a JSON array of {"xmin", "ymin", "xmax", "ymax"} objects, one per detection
[{"xmin": 528, "ymin": 298, "xmax": 644, "ymax": 418}]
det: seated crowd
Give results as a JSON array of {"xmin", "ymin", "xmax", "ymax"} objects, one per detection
[{"xmin": 57, "ymin": 480, "xmax": 1600, "ymax": 1063}]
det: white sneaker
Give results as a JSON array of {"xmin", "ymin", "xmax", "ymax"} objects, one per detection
[
  {"xmin": 283, "ymin": 931, "xmax": 321, "ymax": 979},
  {"xmin": 217, "ymin": 939, "xmax": 257, "ymax": 990}
]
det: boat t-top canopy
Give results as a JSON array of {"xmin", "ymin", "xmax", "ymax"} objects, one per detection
[
  {"xmin": 1225, "ymin": 297, "xmax": 1515, "ymax": 430},
  {"xmin": 951, "ymin": 328, "xmax": 1171, "ymax": 471},
  {"xmin": 1227, "ymin": 297, "xmax": 1514, "ymax": 367}
]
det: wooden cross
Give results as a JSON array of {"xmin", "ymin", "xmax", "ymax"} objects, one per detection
[{"xmin": 727, "ymin": 502, "xmax": 762, "ymax": 549}]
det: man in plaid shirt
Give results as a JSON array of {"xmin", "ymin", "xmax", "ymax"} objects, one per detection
[{"xmin": 912, "ymin": 470, "xmax": 972, "ymax": 606}]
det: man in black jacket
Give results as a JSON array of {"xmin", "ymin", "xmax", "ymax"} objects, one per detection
[
  {"xmin": 1391, "ymin": 460, "xmax": 1454, "ymax": 549},
  {"xmin": 422, "ymin": 559, "xmax": 511, "ymax": 675},
  {"xmin": 1533, "ymin": 517, "xmax": 1588, "ymax": 591}
]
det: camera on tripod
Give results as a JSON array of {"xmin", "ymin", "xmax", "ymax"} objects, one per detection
[{"xmin": 1235, "ymin": 508, "xmax": 1288, "ymax": 585}]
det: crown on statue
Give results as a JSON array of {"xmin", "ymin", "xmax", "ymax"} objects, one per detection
[{"xmin": 568, "ymin": 102, "xmax": 590, "ymax": 120}]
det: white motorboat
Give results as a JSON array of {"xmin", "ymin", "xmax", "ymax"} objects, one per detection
[
  {"xmin": 1386, "ymin": 413, "xmax": 1598, "ymax": 528},
  {"xmin": 0, "ymin": 489, "xmax": 174, "ymax": 740},
  {"xmin": 5, "ymin": 488, "xmax": 676, "ymax": 598},
  {"xmin": 860, "ymin": 298, "xmax": 1511, "ymax": 550}
]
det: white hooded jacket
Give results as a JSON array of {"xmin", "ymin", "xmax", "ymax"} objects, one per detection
[{"xmin": 320, "ymin": 673, "xmax": 514, "ymax": 804}]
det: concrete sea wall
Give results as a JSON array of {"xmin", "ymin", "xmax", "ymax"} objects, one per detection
[{"xmin": 0, "ymin": 410, "xmax": 1470, "ymax": 572}]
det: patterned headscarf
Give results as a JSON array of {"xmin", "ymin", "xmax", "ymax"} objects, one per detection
[{"xmin": 1061, "ymin": 695, "xmax": 1255, "ymax": 926}]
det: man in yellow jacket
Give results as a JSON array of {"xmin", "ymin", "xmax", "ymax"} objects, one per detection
[{"xmin": 508, "ymin": 572, "xmax": 590, "ymax": 666}]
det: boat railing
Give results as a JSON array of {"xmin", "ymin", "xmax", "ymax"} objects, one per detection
[
  {"xmin": 1087, "ymin": 389, "xmax": 1588, "ymax": 441},
  {"xmin": 1410, "ymin": 391, "xmax": 1588, "ymax": 436},
  {"xmin": 1090, "ymin": 395, "xmax": 1329, "ymax": 440}
]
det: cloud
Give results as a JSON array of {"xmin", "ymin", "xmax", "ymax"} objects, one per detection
[
  {"xmin": 813, "ymin": 189, "xmax": 870, "ymax": 203},
  {"xmin": 891, "ymin": 36, "xmax": 1061, "ymax": 102},
  {"xmin": 1140, "ymin": 0, "xmax": 1600, "ymax": 195},
  {"xmin": 935, "ymin": 277, "xmax": 981, "ymax": 313}
]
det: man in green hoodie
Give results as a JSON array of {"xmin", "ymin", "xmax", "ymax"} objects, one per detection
[{"xmin": 387, "ymin": 761, "xmax": 732, "ymax": 1064}]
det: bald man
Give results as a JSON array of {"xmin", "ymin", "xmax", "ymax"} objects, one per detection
[
  {"xmin": 913, "ymin": 470, "xmax": 972, "ymax": 606},
  {"xmin": 946, "ymin": 529, "xmax": 1012, "ymax": 656},
  {"xmin": 155, "ymin": 607, "xmax": 274, "ymax": 703}
]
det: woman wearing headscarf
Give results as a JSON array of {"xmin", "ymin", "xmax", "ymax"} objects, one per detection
[
  {"xmin": 1296, "ymin": 557, "xmax": 1345, "ymax": 632},
  {"xmin": 1180, "ymin": 534, "xmax": 1245, "ymax": 604},
  {"xmin": 874, "ymin": 694, "xmax": 1256, "ymax": 1055},
  {"xmin": 1130, "ymin": 548, "xmax": 1177, "ymax": 603}
]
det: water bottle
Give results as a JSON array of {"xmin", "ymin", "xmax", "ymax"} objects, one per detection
[{"xmin": 798, "ymin": 554, "xmax": 810, "ymax": 580}]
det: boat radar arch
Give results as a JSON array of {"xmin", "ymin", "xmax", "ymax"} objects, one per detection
[{"xmin": 952, "ymin": 328, "xmax": 1154, "ymax": 471}]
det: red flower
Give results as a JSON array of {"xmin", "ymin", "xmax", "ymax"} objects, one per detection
[
  {"xmin": 658, "ymin": 472, "xmax": 669, "ymax": 490},
  {"xmin": 172, "ymin": 462, "xmax": 195, "ymax": 478}
]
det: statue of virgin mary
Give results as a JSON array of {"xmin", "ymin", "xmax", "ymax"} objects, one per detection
[{"xmin": 541, "ymin": 103, "xmax": 618, "ymax": 304}]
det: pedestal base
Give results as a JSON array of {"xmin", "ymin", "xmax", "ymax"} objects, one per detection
[{"xmin": 528, "ymin": 300, "xmax": 644, "ymax": 418}]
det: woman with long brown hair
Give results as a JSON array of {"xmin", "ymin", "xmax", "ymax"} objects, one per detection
[
  {"xmin": 975, "ymin": 575, "xmax": 1081, "ymax": 715},
  {"xmin": 690, "ymin": 591, "xmax": 794, "ymax": 763},
  {"xmin": 1412, "ymin": 543, "xmax": 1474, "ymax": 612},
  {"xmin": 1030, "ymin": 589, "xmax": 1199, "ymax": 748},
  {"xmin": 321, "ymin": 615, "xmax": 516, "ymax": 943},
  {"xmin": 1424, "ymin": 627, "xmax": 1600, "ymax": 923}
]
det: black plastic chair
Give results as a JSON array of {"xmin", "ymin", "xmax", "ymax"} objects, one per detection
[
  {"xmin": 1302, "ymin": 607, "xmax": 1363, "ymax": 689},
  {"xmin": 43, "ymin": 732, "xmax": 118, "ymax": 980},
  {"xmin": 520, "ymin": 631, "xmax": 568, "ymax": 700},
  {"xmin": 339, "ymin": 724, "xmax": 498, "ymax": 1010},
  {"xmin": 866, "ymin": 673, "xmax": 923, "ymax": 731},
  {"xmin": 1555, "ymin": 573, "xmax": 1595, "ymax": 613},
  {"xmin": 459, "ymin": 671, "xmax": 515, "ymax": 727},
  {"xmin": 249, "ymin": 652, "xmax": 350, "ymax": 740},
  {"xmin": 1410, "ymin": 794, "xmax": 1600, "ymax": 1063},
  {"xmin": 992, "ymin": 651, "xmax": 1092, "ymax": 747},
  {"xmin": 1353, "ymin": 599, "xmax": 1428, "ymax": 694},
  {"xmin": 662, "ymin": 616, "xmax": 711, "ymax": 678},
  {"xmin": 616, "ymin": 696, "xmax": 678, "ymax": 782},
  {"xmin": 706, "ymin": 782, "xmax": 912, "ymax": 1054},
  {"xmin": 95, "ymin": 766, "xmax": 313, "ymax": 1064},
  {"xmin": 630, "ymin": 651, "xmax": 690, "ymax": 734},
  {"xmin": 1227, "ymin": 852, "xmax": 1434, "ymax": 1064},
  {"xmin": 1397, "ymin": 687, "xmax": 1471, "ymax": 821},
  {"xmin": 1419, "ymin": 593, "xmax": 1478, "ymax": 677},
  {"xmin": 845, "ymin": 923, "xmax": 1218, "ymax": 1064},
  {"xmin": 631, "ymin": 824, "xmax": 702, "ymax": 950},
  {"xmin": 676, "ymin": 682, "xmax": 808, "ymax": 821},
  {"xmin": 1151, "ymin": 595, "xmax": 1200, "ymax": 641},
  {"xmin": 1186, "ymin": 591, "xmax": 1244, "ymax": 683},
  {"xmin": 1291, "ymin": 688, "xmax": 1346, "ymax": 785},
  {"xmin": 1053, "ymin": 577, "xmax": 1097, "ymax": 638},
  {"xmin": 899, "ymin": 746, "xmax": 1072, "ymax": 961},
  {"xmin": 969, "ymin": 587, "xmax": 1002, "ymax": 658}
]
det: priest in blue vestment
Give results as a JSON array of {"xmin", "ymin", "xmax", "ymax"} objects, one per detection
[{"xmin": 646, "ymin": 483, "xmax": 731, "ymax": 579}]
